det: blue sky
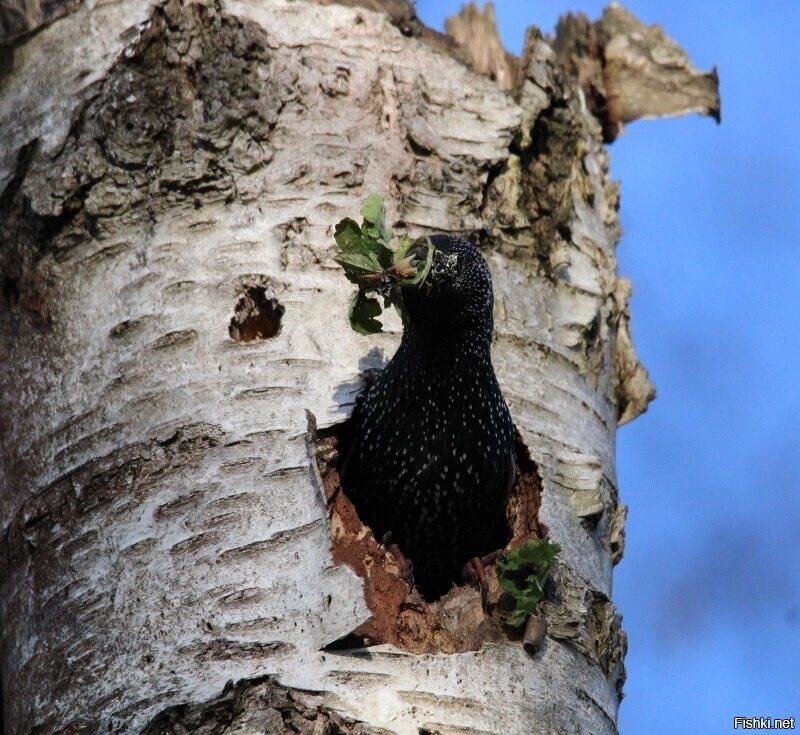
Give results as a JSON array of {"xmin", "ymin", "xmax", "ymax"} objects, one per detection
[{"xmin": 415, "ymin": 2, "xmax": 800, "ymax": 731}]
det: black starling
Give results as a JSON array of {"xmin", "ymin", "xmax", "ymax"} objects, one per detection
[{"xmin": 341, "ymin": 235, "xmax": 516, "ymax": 599}]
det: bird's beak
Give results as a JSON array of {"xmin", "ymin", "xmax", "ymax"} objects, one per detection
[
  {"xmin": 392, "ymin": 254, "xmax": 421, "ymax": 280},
  {"xmin": 405, "ymin": 241, "xmax": 432, "ymax": 270},
  {"xmin": 384, "ymin": 241, "xmax": 430, "ymax": 280},
  {"xmin": 358, "ymin": 239, "xmax": 433, "ymax": 290}
]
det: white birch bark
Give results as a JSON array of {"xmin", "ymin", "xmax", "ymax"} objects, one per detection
[{"xmin": 0, "ymin": 1, "xmax": 718, "ymax": 733}]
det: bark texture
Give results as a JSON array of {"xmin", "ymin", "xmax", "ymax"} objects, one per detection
[{"xmin": 0, "ymin": 1, "xmax": 718, "ymax": 733}]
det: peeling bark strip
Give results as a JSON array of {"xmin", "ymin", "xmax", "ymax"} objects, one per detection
[{"xmin": 0, "ymin": 0, "xmax": 718, "ymax": 733}]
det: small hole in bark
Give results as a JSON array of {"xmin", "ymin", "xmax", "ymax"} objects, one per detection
[
  {"xmin": 313, "ymin": 412, "xmax": 544, "ymax": 654},
  {"xmin": 229, "ymin": 287, "xmax": 284, "ymax": 342}
]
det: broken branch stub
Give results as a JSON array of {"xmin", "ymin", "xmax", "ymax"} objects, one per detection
[
  {"xmin": 553, "ymin": 5, "xmax": 721, "ymax": 140},
  {"xmin": 445, "ymin": 1, "xmax": 518, "ymax": 91}
]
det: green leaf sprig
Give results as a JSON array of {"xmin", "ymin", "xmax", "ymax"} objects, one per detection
[
  {"xmin": 334, "ymin": 194, "xmax": 433, "ymax": 335},
  {"xmin": 496, "ymin": 539, "xmax": 561, "ymax": 628}
]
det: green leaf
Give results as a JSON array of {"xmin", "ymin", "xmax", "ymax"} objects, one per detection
[
  {"xmin": 334, "ymin": 218, "xmax": 364, "ymax": 251},
  {"xmin": 348, "ymin": 294, "xmax": 383, "ymax": 335},
  {"xmin": 499, "ymin": 605, "xmax": 530, "ymax": 628},
  {"xmin": 370, "ymin": 251, "xmax": 386, "ymax": 271},
  {"xmin": 359, "ymin": 195, "xmax": 393, "ymax": 267},
  {"xmin": 506, "ymin": 610, "xmax": 528, "ymax": 627},
  {"xmin": 360, "ymin": 193, "xmax": 384, "ymax": 225},
  {"xmin": 334, "ymin": 252, "xmax": 378, "ymax": 283},
  {"xmin": 496, "ymin": 539, "xmax": 561, "ymax": 628},
  {"xmin": 393, "ymin": 234, "xmax": 414, "ymax": 261},
  {"xmin": 498, "ymin": 576, "xmax": 524, "ymax": 596},
  {"xmin": 501, "ymin": 540, "xmax": 561, "ymax": 572},
  {"xmin": 361, "ymin": 194, "xmax": 391, "ymax": 241},
  {"xmin": 523, "ymin": 576, "xmax": 544, "ymax": 597},
  {"xmin": 334, "ymin": 194, "xmax": 435, "ymax": 335}
]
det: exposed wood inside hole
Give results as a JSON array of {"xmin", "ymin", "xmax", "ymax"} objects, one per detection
[
  {"xmin": 314, "ymin": 421, "xmax": 544, "ymax": 654},
  {"xmin": 229, "ymin": 286, "xmax": 285, "ymax": 341}
]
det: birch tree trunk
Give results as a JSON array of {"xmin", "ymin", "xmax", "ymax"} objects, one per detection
[{"xmin": 0, "ymin": 1, "xmax": 718, "ymax": 733}]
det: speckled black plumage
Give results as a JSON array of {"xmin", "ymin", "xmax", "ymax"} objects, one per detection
[{"xmin": 342, "ymin": 235, "xmax": 516, "ymax": 599}]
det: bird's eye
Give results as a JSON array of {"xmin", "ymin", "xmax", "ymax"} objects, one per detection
[{"xmin": 430, "ymin": 250, "xmax": 459, "ymax": 281}]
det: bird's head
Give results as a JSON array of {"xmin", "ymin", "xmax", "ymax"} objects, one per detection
[{"xmin": 399, "ymin": 234, "xmax": 495, "ymax": 343}]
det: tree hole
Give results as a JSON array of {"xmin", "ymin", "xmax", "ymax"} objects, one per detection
[
  {"xmin": 314, "ymin": 416, "xmax": 544, "ymax": 654},
  {"xmin": 229, "ymin": 286, "xmax": 284, "ymax": 342}
]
